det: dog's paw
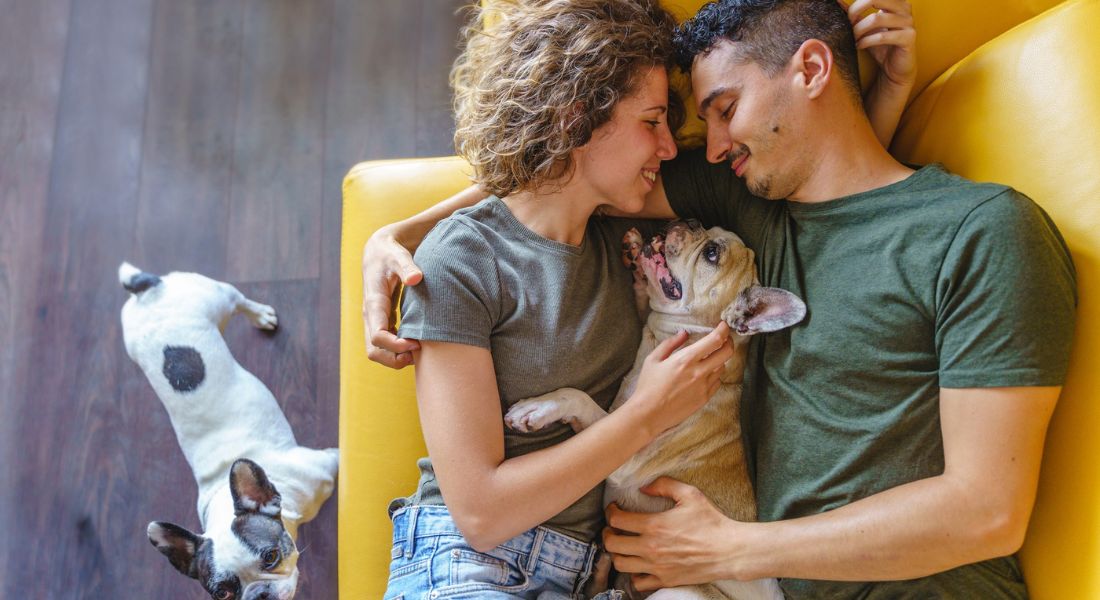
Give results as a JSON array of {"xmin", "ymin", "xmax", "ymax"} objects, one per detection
[
  {"xmin": 249, "ymin": 303, "xmax": 278, "ymax": 330},
  {"xmin": 504, "ymin": 397, "xmax": 569, "ymax": 433}
]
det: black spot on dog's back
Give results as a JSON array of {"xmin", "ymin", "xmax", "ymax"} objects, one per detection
[
  {"xmin": 163, "ymin": 346, "xmax": 205, "ymax": 392},
  {"xmin": 123, "ymin": 272, "xmax": 162, "ymax": 294}
]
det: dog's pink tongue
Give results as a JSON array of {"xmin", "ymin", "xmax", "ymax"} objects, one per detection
[{"xmin": 640, "ymin": 236, "xmax": 682, "ymax": 300}]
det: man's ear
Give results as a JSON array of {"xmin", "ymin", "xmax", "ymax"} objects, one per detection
[
  {"xmin": 229, "ymin": 458, "xmax": 282, "ymax": 518},
  {"xmin": 147, "ymin": 521, "xmax": 203, "ymax": 578},
  {"xmin": 790, "ymin": 38, "xmax": 834, "ymax": 99},
  {"xmin": 722, "ymin": 286, "xmax": 807, "ymax": 335}
]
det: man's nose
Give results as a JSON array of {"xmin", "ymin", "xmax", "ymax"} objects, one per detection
[{"xmin": 706, "ymin": 124, "xmax": 731, "ymax": 164}]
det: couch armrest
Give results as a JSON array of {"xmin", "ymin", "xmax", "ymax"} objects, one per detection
[{"xmin": 338, "ymin": 157, "xmax": 472, "ymax": 600}]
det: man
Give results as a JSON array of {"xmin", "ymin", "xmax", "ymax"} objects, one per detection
[{"xmin": 362, "ymin": 0, "xmax": 1076, "ymax": 597}]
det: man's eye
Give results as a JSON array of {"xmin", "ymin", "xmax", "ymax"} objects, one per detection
[
  {"xmin": 262, "ymin": 548, "xmax": 281, "ymax": 570},
  {"xmin": 703, "ymin": 242, "xmax": 721, "ymax": 264},
  {"xmin": 721, "ymin": 101, "xmax": 736, "ymax": 120}
]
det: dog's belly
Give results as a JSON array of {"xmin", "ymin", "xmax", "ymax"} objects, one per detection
[{"xmin": 604, "ymin": 382, "xmax": 756, "ymax": 523}]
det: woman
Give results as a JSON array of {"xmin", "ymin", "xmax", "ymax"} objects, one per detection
[{"xmin": 384, "ymin": 2, "xmax": 734, "ymax": 598}]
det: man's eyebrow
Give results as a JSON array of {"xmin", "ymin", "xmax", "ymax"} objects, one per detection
[{"xmin": 698, "ymin": 86, "xmax": 737, "ymax": 117}]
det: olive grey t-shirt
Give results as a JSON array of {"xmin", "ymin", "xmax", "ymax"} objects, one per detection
[
  {"xmin": 663, "ymin": 150, "xmax": 1077, "ymax": 599},
  {"xmin": 397, "ymin": 196, "xmax": 654, "ymax": 542}
]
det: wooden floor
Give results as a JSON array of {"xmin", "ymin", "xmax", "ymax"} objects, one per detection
[{"xmin": 0, "ymin": 0, "xmax": 464, "ymax": 597}]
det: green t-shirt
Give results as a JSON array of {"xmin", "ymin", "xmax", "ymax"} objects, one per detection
[{"xmin": 663, "ymin": 150, "xmax": 1077, "ymax": 599}]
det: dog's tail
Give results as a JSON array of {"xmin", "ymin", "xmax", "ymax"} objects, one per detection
[{"xmin": 119, "ymin": 262, "xmax": 162, "ymax": 295}]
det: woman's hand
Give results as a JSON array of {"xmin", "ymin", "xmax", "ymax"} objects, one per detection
[
  {"xmin": 629, "ymin": 322, "xmax": 734, "ymax": 437},
  {"xmin": 361, "ymin": 225, "xmax": 422, "ymax": 369},
  {"xmin": 843, "ymin": 0, "xmax": 917, "ymax": 89}
]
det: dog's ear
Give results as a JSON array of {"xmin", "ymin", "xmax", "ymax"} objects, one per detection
[
  {"xmin": 723, "ymin": 286, "xmax": 806, "ymax": 335},
  {"xmin": 147, "ymin": 521, "xmax": 203, "ymax": 578},
  {"xmin": 229, "ymin": 458, "xmax": 282, "ymax": 518}
]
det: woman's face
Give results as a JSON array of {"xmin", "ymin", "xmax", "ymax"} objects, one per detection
[{"xmin": 572, "ymin": 65, "xmax": 678, "ymax": 214}]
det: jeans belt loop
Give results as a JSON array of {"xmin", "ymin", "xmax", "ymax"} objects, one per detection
[
  {"xmin": 404, "ymin": 506, "xmax": 420, "ymax": 559},
  {"xmin": 525, "ymin": 528, "xmax": 547, "ymax": 575},
  {"xmin": 574, "ymin": 541, "xmax": 599, "ymax": 596}
]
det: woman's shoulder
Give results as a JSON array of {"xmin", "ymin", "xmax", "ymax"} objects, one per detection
[{"xmin": 418, "ymin": 200, "xmax": 502, "ymax": 258}]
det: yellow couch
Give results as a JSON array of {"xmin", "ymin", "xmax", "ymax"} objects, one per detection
[{"xmin": 340, "ymin": 0, "xmax": 1100, "ymax": 597}]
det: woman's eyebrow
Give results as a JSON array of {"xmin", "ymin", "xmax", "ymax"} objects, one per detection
[{"xmin": 642, "ymin": 105, "xmax": 668, "ymax": 113}]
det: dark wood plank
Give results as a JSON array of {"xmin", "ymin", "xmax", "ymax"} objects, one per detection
[
  {"xmin": 132, "ymin": 0, "xmax": 246, "ymax": 278},
  {"xmin": 0, "ymin": 0, "xmax": 72, "ymax": 590},
  {"xmin": 12, "ymin": 0, "xmax": 157, "ymax": 595},
  {"xmin": 415, "ymin": 0, "xmax": 465, "ymax": 157},
  {"xmin": 225, "ymin": 0, "xmax": 332, "ymax": 283},
  {"xmin": 1, "ymin": 0, "xmax": 465, "ymax": 596}
]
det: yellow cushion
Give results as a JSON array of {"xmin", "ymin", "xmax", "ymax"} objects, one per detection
[
  {"xmin": 338, "ymin": 158, "xmax": 472, "ymax": 598},
  {"xmin": 892, "ymin": 0, "xmax": 1100, "ymax": 596},
  {"xmin": 339, "ymin": 2, "xmax": 1095, "ymax": 598}
]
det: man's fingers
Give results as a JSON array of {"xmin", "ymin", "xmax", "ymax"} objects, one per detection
[
  {"xmin": 367, "ymin": 346, "xmax": 415, "ymax": 370},
  {"xmin": 605, "ymin": 502, "xmax": 649, "ymax": 535},
  {"xmin": 632, "ymin": 574, "xmax": 664, "ymax": 592},
  {"xmin": 609, "ymin": 553, "xmax": 652, "ymax": 578},
  {"xmin": 371, "ymin": 329, "xmax": 420, "ymax": 355},
  {"xmin": 640, "ymin": 476, "xmax": 695, "ymax": 502}
]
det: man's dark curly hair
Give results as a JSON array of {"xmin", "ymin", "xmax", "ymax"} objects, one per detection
[{"xmin": 673, "ymin": 0, "xmax": 862, "ymax": 103}]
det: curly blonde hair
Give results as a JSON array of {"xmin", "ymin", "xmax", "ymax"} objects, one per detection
[{"xmin": 452, "ymin": 0, "xmax": 681, "ymax": 197}]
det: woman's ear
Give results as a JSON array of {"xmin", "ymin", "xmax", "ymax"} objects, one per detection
[{"xmin": 790, "ymin": 38, "xmax": 834, "ymax": 100}]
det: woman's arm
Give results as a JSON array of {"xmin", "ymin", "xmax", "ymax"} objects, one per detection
[
  {"xmin": 843, "ymin": 0, "xmax": 917, "ymax": 147},
  {"xmin": 415, "ymin": 325, "xmax": 733, "ymax": 552},
  {"xmin": 362, "ymin": 184, "xmax": 489, "ymax": 368}
]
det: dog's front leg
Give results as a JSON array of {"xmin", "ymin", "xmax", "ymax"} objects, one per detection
[{"xmin": 504, "ymin": 388, "xmax": 607, "ymax": 434}]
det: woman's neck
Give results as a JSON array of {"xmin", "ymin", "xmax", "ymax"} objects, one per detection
[{"xmin": 501, "ymin": 182, "xmax": 597, "ymax": 247}]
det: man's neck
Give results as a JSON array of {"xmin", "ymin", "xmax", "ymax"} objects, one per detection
[{"xmin": 788, "ymin": 111, "xmax": 915, "ymax": 204}]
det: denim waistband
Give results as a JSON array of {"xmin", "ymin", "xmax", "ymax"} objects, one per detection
[{"xmin": 391, "ymin": 504, "xmax": 598, "ymax": 575}]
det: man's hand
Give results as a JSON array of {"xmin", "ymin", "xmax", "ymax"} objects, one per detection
[
  {"xmin": 362, "ymin": 226, "xmax": 422, "ymax": 369},
  {"xmin": 603, "ymin": 477, "xmax": 746, "ymax": 591},
  {"xmin": 843, "ymin": 0, "xmax": 917, "ymax": 89}
]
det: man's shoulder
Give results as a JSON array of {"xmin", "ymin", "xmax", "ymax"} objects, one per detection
[{"xmin": 899, "ymin": 164, "xmax": 1037, "ymax": 225}]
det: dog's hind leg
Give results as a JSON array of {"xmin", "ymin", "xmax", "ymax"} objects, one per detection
[
  {"xmin": 220, "ymin": 284, "xmax": 278, "ymax": 330},
  {"xmin": 237, "ymin": 297, "xmax": 278, "ymax": 330},
  {"xmin": 504, "ymin": 388, "xmax": 608, "ymax": 434}
]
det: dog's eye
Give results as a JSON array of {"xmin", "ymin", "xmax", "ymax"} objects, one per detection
[
  {"xmin": 703, "ymin": 242, "xmax": 721, "ymax": 265},
  {"xmin": 262, "ymin": 548, "xmax": 281, "ymax": 570},
  {"xmin": 214, "ymin": 587, "xmax": 234, "ymax": 600}
]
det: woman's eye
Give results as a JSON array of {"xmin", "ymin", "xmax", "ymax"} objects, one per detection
[
  {"xmin": 703, "ymin": 242, "xmax": 720, "ymax": 264},
  {"xmin": 262, "ymin": 548, "xmax": 281, "ymax": 569},
  {"xmin": 645, "ymin": 120, "xmax": 661, "ymax": 128}
]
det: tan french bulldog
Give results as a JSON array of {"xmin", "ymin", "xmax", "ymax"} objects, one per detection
[{"xmin": 504, "ymin": 221, "xmax": 804, "ymax": 600}]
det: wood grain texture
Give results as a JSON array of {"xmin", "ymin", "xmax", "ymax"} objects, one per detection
[{"xmin": 0, "ymin": 0, "xmax": 462, "ymax": 597}]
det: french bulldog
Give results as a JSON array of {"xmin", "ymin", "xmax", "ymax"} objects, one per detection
[
  {"xmin": 504, "ymin": 221, "xmax": 805, "ymax": 599},
  {"xmin": 118, "ymin": 262, "xmax": 339, "ymax": 600}
]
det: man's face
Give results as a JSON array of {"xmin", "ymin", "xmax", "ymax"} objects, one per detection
[{"xmin": 691, "ymin": 40, "xmax": 811, "ymax": 200}]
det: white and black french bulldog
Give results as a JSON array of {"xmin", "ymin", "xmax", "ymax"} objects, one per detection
[{"xmin": 118, "ymin": 262, "xmax": 339, "ymax": 600}]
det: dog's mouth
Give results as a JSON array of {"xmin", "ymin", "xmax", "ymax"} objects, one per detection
[{"xmin": 641, "ymin": 234, "xmax": 682, "ymax": 301}]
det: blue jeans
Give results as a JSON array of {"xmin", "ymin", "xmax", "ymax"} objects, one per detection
[{"xmin": 384, "ymin": 504, "xmax": 623, "ymax": 600}]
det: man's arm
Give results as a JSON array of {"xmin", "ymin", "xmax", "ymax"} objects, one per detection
[
  {"xmin": 361, "ymin": 184, "xmax": 488, "ymax": 368},
  {"xmin": 603, "ymin": 385, "xmax": 1059, "ymax": 589}
]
